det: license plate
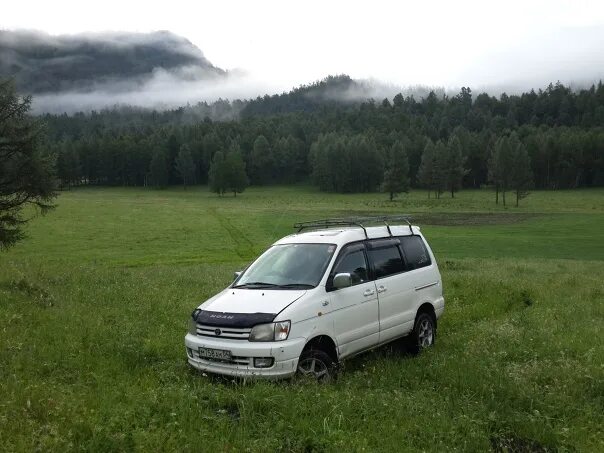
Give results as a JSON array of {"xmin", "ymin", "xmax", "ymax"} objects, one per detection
[{"xmin": 198, "ymin": 347, "xmax": 232, "ymax": 361}]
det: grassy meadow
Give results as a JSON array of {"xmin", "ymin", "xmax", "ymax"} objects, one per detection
[{"xmin": 0, "ymin": 186, "xmax": 603, "ymax": 452}]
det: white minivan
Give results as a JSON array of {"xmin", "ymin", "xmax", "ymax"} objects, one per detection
[{"xmin": 185, "ymin": 216, "xmax": 444, "ymax": 381}]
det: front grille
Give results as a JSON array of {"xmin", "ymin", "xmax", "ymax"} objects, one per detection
[{"xmin": 196, "ymin": 323, "xmax": 251, "ymax": 340}]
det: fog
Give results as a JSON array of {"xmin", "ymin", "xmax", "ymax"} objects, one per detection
[
  {"xmin": 30, "ymin": 68, "xmax": 276, "ymax": 114},
  {"xmin": 2, "ymin": 23, "xmax": 602, "ymax": 115}
]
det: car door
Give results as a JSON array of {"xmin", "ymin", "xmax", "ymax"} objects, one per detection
[
  {"xmin": 366, "ymin": 238, "xmax": 415, "ymax": 344},
  {"xmin": 327, "ymin": 242, "xmax": 379, "ymax": 358}
]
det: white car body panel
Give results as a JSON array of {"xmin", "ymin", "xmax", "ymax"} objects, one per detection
[{"xmin": 202, "ymin": 288, "xmax": 307, "ymax": 314}]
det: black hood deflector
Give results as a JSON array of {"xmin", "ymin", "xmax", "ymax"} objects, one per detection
[{"xmin": 193, "ymin": 310, "xmax": 277, "ymax": 328}]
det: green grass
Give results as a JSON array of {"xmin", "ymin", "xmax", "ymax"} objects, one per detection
[{"xmin": 1, "ymin": 186, "xmax": 603, "ymax": 451}]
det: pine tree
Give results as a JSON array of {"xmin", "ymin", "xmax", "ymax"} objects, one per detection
[
  {"xmin": 224, "ymin": 146, "xmax": 249, "ymax": 196},
  {"xmin": 433, "ymin": 140, "xmax": 449, "ymax": 199},
  {"xmin": 208, "ymin": 150, "xmax": 226, "ymax": 195},
  {"xmin": 57, "ymin": 142, "xmax": 81, "ymax": 189},
  {"xmin": 149, "ymin": 147, "xmax": 169, "ymax": 189},
  {"xmin": 174, "ymin": 144, "xmax": 195, "ymax": 189},
  {"xmin": 249, "ymin": 135, "xmax": 274, "ymax": 185},
  {"xmin": 509, "ymin": 135, "xmax": 533, "ymax": 206},
  {"xmin": 445, "ymin": 135, "xmax": 467, "ymax": 198},
  {"xmin": 0, "ymin": 79, "xmax": 56, "ymax": 249},
  {"xmin": 488, "ymin": 136, "xmax": 510, "ymax": 205},
  {"xmin": 418, "ymin": 140, "xmax": 436, "ymax": 198},
  {"xmin": 382, "ymin": 141, "xmax": 410, "ymax": 201}
]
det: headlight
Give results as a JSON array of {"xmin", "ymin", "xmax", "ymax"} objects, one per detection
[
  {"xmin": 188, "ymin": 318, "xmax": 197, "ymax": 335},
  {"xmin": 188, "ymin": 309, "xmax": 200, "ymax": 335},
  {"xmin": 249, "ymin": 321, "xmax": 291, "ymax": 342}
]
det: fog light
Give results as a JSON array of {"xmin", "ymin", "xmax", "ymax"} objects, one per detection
[
  {"xmin": 186, "ymin": 348, "xmax": 193, "ymax": 358},
  {"xmin": 253, "ymin": 357, "xmax": 274, "ymax": 368}
]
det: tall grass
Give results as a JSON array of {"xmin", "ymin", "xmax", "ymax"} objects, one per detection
[{"xmin": 1, "ymin": 187, "xmax": 602, "ymax": 451}]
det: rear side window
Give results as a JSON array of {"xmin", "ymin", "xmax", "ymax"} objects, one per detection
[
  {"xmin": 368, "ymin": 245, "xmax": 404, "ymax": 279},
  {"xmin": 400, "ymin": 236, "xmax": 431, "ymax": 270},
  {"xmin": 332, "ymin": 248, "xmax": 368, "ymax": 285}
]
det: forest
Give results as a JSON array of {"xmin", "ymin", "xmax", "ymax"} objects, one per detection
[{"xmin": 43, "ymin": 76, "xmax": 604, "ymax": 201}]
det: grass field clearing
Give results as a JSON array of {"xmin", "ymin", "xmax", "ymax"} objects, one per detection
[{"xmin": 1, "ymin": 186, "xmax": 603, "ymax": 451}]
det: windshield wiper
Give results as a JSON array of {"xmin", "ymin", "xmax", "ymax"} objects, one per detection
[
  {"xmin": 233, "ymin": 281, "xmax": 280, "ymax": 288},
  {"xmin": 276, "ymin": 283, "xmax": 315, "ymax": 289}
]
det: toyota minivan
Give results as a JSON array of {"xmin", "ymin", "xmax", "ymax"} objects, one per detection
[{"xmin": 185, "ymin": 216, "xmax": 444, "ymax": 381}]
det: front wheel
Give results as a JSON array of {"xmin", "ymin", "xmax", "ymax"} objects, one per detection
[
  {"xmin": 409, "ymin": 312, "xmax": 436, "ymax": 354},
  {"xmin": 296, "ymin": 349, "xmax": 336, "ymax": 382}
]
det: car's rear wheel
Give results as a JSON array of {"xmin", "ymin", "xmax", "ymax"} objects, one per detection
[
  {"xmin": 296, "ymin": 349, "xmax": 336, "ymax": 382},
  {"xmin": 409, "ymin": 312, "xmax": 436, "ymax": 354}
]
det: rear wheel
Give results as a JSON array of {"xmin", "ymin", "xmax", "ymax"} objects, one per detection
[
  {"xmin": 296, "ymin": 349, "xmax": 336, "ymax": 382},
  {"xmin": 409, "ymin": 312, "xmax": 436, "ymax": 354}
]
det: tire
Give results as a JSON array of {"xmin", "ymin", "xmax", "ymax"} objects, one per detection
[
  {"xmin": 409, "ymin": 311, "xmax": 436, "ymax": 354},
  {"xmin": 296, "ymin": 348, "xmax": 336, "ymax": 383}
]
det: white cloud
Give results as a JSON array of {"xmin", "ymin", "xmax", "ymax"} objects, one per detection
[{"xmin": 3, "ymin": 0, "xmax": 604, "ymax": 94}]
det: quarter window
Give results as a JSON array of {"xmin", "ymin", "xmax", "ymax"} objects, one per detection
[
  {"xmin": 333, "ymin": 249, "xmax": 368, "ymax": 285},
  {"xmin": 368, "ymin": 245, "xmax": 404, "ymax": 279},
  {"xmin": 401, "ymin": 236, "xmax": 431, "ymax": 270}
]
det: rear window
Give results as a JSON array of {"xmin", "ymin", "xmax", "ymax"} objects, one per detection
[
  {"xmin": 400, "ymin": 236, "xmax": 431, "ymax": 270},
  {"xmin": 368, "ymin": 245, "xmax": 404, "ymax": 279}
]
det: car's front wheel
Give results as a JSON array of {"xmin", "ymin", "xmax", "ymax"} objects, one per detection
[{"xmin": 296, "ymin": 349, "xmax": 336, "ymax": 382}]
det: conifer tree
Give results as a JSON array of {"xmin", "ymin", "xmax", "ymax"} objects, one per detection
[
  {"xmin": 249, "ymin": 135, "xmax": 274, "ymax": 185},
  {"xmin": 174, "ymin": 144, "xmax": 195, "ymax": 189},
  {"xmin": 208, "ymin": 150, "xmax": 226, "ymax": 195},
  {"xmin": 509, "ymin": 134, "xmax": 533, "ymax": 206},
  {"xmin": 0, "ymin": 79, "xmax": 56, "ymax": 249},
  {"xmin": 488, "ymin": 136, "xmax": 510, "ymax": 205},
  {"xmin": 224, "ymin": 145, "xmax": 249, "ymax": 196},
  {"xmin": 382, "ymin": 141, "xmax": 410, "ymax": 201},
  {"xmin": 433, "ymin": 140, "xmax": 449, "ymax": 199},
  {"xmin": 418, "ymin": 140, "xmax": 436, "ymax": 198},
  {"xmin": 444, "ymin": 135, "xmax": 467, "ymax": 198},
  {"xmin": 149, "ymin": 147, "xmax": 169, "ymax": 189}
]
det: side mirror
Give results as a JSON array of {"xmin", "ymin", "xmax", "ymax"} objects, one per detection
[
  {"xmin": 233, "ymin": 271, "xmax": 242, "ymax": 281},
  {"xmin": 333, "ymin": 273, "xmax": 352, "ymax": 289}
]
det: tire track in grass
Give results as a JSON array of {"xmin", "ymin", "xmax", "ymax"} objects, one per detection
[{"xmin": 207, "ymin": 207, "xmax": 255, "ymax": 260}]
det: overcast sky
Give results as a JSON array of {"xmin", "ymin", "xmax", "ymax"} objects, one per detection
[{"xmin": 3, "ymin": 0, "xmax": 604, "ymax": 92}]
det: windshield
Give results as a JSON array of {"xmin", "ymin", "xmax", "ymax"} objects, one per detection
[{"xmin": 234, "ymin": 243, "xmax": 336, "ymax": 289}]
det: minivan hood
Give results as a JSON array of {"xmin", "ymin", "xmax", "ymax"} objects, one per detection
[{"xmin": 200, "ymin": 288, "xmax": 307, "ymax": 315}]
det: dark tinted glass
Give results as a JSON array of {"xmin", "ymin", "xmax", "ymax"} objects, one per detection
[
  {"xmin": 334, "ymin": 249, "xmax": 368, "ymax": 285},
  {"xmin": 401, "ymin": 236, "xmax": 431, "ymax": 270},
  {"xmin": 368, "ymin": 246, "xmax": 404, "ymax": 279}
]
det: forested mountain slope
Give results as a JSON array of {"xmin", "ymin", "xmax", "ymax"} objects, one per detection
[{"xmin": 0, "ymin": 30, "xmax": 225, "ymax": 94}]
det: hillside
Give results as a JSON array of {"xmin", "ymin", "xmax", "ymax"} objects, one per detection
[{"xmin": 0, "ymin": 30, "xmax": 226, "ymax": 94}]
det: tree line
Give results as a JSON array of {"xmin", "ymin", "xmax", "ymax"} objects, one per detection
[{"xmin": 43, "ymin": 79, "xmax": 604, "ymax": 198}]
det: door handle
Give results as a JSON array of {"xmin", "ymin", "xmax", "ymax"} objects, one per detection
[
  {"xmin": 363, "ymin": 289, "xmax": 375, "ymax": 297},
  {"xmin": 377, "ymin": 286, "xmax": 387, "ymax": 293},
  {"xmin": 322, "ymin": 300, "xmax": 329, "ymax": 306}
]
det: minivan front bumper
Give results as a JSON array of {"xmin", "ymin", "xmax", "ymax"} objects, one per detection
[{"xmin": 184, "ymin": 333, "xmax": 306, "ymax": 378}]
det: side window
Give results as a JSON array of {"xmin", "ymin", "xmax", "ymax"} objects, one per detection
[
  {"xmin": 333, "ymin": 248, "xmax": 368, "ymax": 285},
  {"xmin": 368, "ymin": 245, "xmax": 404, "ymax": 279},
  {"xmin": 400, "ymin": 236, "xmax": 431, "ymax": 270}
]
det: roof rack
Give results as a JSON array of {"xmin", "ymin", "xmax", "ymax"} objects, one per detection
[{"xmin": 293, "ymin": 215, "xmax": 414, "ymax": 239}]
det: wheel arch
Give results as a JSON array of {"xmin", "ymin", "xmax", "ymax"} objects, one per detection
[
  {"xmin": 416, "ymin": 302, "xmax": 437, "ymax": 329},
  {"xmin": 302, "ymin": 334, "xmax": 339, "ymax": 363}
]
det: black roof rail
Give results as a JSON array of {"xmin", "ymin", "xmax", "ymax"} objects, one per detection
[{"xmin": 293, "ymin": 215, "xmax": 414, "ymax": 239}]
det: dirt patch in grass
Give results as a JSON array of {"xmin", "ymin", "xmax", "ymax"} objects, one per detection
[
  {"xmin": 412, "ymin": 212, "xmax": 540, "ymax": 226},
  {"xmin": 300, "ymin": 211, "xmax": 540, "ymax": 227}
]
